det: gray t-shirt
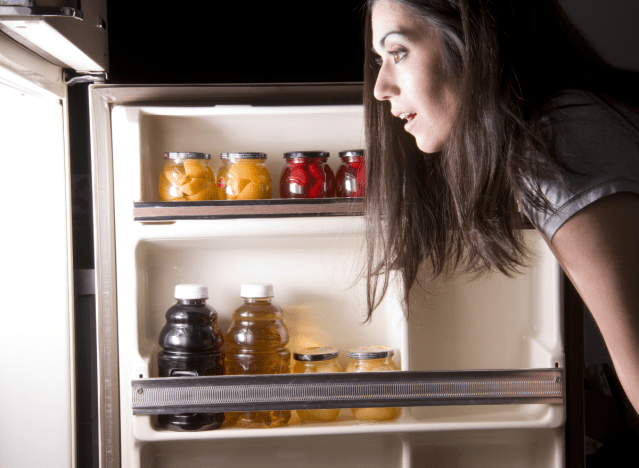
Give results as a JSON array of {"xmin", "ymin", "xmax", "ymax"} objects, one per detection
[{"xmin": 523, "ymin": 90, "xmax": 639, "ymax": 241}]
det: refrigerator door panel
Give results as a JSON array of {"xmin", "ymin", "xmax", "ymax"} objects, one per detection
[
  {"xmin": 89, "ymin": 84, "xmax": 564, "ymax": 467},
  {"xmin": 0, "ymin": 37, "xmax": 74, "ymax": 467}
]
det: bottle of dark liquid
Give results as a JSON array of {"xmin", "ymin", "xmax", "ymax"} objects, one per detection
[{"xmin": 157, "ymin": 284, "xmax": 225, "ymax": 431}]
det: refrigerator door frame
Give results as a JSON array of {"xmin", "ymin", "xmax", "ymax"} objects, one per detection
[{"xmin": 89, "ymin": 83, "xmax": 580, "ymax": 468}]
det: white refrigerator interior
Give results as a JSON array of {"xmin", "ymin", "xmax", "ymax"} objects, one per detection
[{"xmin": 90, "ymin": 88, "xmax": 565, "ymax": 467}]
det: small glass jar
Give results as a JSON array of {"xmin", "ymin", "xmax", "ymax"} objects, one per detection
[
  {"xmin": 346, "ymin": 346, "xmax": 401, "ymax": 422},
  {"xmin": 159, "ymin": 152, "xmax": 218, "ymax": 201},
  {"xmin": 293, "ymin": 347, "xmax": 343, "ymax": 423},
  {"xmin": 336, "ymin": 150, "xmax": 366, "ymax": 198},
  {"xmin": 280, "ymin": 151, "xmax": 328, "ymax": 199},
  {"xmin": 217, "ymin": 152, "xmax": 272, "ymax": 200}
]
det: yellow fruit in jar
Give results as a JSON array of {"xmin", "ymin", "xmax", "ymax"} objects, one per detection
[
  {"xmin": 297, "ymin": 408, "xmax": 341, "ymax": 422},
  {"xmin": 237, "ymin": 181, "xmax": 263, "ymax": 200},
  {"xmin": 228, "ymin": 161, "xmax": 262, "ymax": 181},
  {"xmin": 186, "ymin": 186, "xmax": 215, "ymax": 201},
  {"xmin": 183, "ymin": 159, "xmax": 210, "ymax": 178},
  {"xmin": 159, "ymin": 172, "xmax": 186, "ymax": 201},
  {"xmin": 163, "ymin": 163, "xmax": 187, "ymax": 185},
  {"xmin": 352, "ymin": 407, "xmax": 401, "ymax": 421},
  {"xmin": 180, "ymin": 177, "xmax": 209, "ymax": 196}
]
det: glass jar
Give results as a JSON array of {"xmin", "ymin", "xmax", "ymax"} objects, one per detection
[
  {"xmin": 217, "ymin": 152, "xmax": 272, "ymax": 200},
  {"xmin": 346, "ymin": 346, "xmax": 401, "ymax": 421},
  {"xmin": 336, "ymin": 150, "xmax": 366, "ymax": 198},
  {"xmin": 159, "ymin": 152, "xmax": 218, "ymax": 201},
  {"xmin": 280, "ymin": 151, "xmax": 329, "ymax": 199},
  {"xmin": 293, "ymin": 347, "xmax": 343, "ymax": 422},
  {"xmin": 224, "ymin": 283, "xmax": 291, "ymax": 428}
]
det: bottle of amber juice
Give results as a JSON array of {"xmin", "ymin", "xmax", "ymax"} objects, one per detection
[{"xmin": 224, "ymin": 283, "xmax": 291, "ymax": 428}]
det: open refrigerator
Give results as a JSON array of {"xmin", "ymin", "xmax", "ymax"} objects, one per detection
[{"xmin": 0, "ymin": 2, "xmax": 579, "ymax": 467}]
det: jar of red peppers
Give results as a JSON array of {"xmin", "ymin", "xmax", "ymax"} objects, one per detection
[
  {"xmin": 336, "ymin": 149, "xmax": 366, "ymax": 198},
  {"xmin": 280, "ymin": 151, "xmax": 334, "ymax": 199}
]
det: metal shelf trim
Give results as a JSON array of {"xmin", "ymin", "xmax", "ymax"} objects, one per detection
[{"xmin": 132, "ymin": 369, "xmax": 564, "ymax": 415}]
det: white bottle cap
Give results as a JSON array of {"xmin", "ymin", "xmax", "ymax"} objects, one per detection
[
  {"xmin": 174, "ymin": 284, "xmax": 208, "ymax": 300},
  {"xmin": 240, "ymin": 283, "xmax": 274, "ymax": 298}
]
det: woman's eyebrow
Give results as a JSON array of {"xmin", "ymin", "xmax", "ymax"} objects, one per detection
[{"xmin": 378, "ymin": 31, "xmax": 408, "ymax": 49}]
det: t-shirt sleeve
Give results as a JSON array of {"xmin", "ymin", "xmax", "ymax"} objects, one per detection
[{"xmin": 523, "ymin": 92, "xmax": 639, "ymax": 241}]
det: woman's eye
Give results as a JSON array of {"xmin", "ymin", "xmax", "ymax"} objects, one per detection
[{"xmin": 389, "ymin": 49, "xmax": 406, "ymax": 63}]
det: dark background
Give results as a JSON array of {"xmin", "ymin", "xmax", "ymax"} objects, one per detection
[{"xmin": 105, "ymin": 0, "xmax": 367, "ymax": 84}]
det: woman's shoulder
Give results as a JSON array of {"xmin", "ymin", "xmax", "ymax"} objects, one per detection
[{"xmin": 545, "ymin": 89, "xmax": 639, "ymax": 136}]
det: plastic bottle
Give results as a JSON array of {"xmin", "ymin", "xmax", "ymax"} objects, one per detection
[
  {"xmin": 224, "ymin": 283, "xmax": 291, "ymax": 428},
  {"xmin": 157, "ymin": 284, "xmax": 225, "ymax": 431}
]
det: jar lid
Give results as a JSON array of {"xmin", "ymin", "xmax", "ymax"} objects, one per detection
[
  {"xmin": 339, "ymin": 149, "xmax": 364, "ymax": 158},
  {"xmin": 221, "ymin": 152, "xmax": 267, "ymax": 160},
  {"xmin": 283, "ymin": 151, "xmax": 329, "ymax": 159},
  {"xmin": 164, "ymin": 152, "xmax": 210, "ymax": 160},
  {"xmin": 294, "ymin": 347, "xmax": 339, "ymax": 361},
  {"xmin": 240, "ymin": 283, "xmax": 274, "ymax": 298},
  {"xmin": 347, "ymin": 346, "xmax": 394, "ymax": 359},
  {"xmin": 174, "ymin": 284, "xmax": 208, "ymax": 300}
]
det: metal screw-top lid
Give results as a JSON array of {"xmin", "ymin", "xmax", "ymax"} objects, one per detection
[
  {"xmin": 339, "ymin": 149, "xmax": 364, "ymax": 158},
  {"xmin": 294, "ymin": 347, "xmax": 339, "ymax": 362},
  {"xmin": 240, "ymin": 283, "xmax": 274, "ymax": 298},
  {"xmin": 347, "ymin": 346, "xmax": 394, "ymax": 359},
  {"xmin": 174, "ymin": 284, "xmax": 209, "ymax": 300},
  {"xmin": 283, "ymin": 151, "xmax": 329, "ymax": 159},
  {"xmin": 164, "ymin": 152, "xmax": 210, "ymax": 160},
  {"xmin": 221, "ymin": 152, "xmax": 267, "ymax": 160}
]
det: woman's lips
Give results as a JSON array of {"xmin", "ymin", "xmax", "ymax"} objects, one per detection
[{"xmin": 402, "ymin": 113, "xmax": 416, "ymax": 131}]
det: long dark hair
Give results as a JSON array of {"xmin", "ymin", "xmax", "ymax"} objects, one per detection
[{"xmin": 363, "ymin": 0, "xmax": 639, "ymax": 318}]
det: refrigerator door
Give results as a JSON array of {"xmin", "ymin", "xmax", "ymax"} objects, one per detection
[
  {"xmin": 0, "ymin": 3, "xmax": 106, "ymax": 466},
  {"xmin": 89, "ymin": 84, "xmax": 565, "ymax": 468},
  {"xmin": 0, "ymin": 31, "xmax": 74, "ymax": 468}
]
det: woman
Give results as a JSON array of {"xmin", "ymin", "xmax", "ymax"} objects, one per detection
[{"xmin": 363, "ymin": 0, "xmax": 639, "ymax": 412}]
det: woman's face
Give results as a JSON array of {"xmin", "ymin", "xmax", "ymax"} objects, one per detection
[{"xmin": 371, "ymin": 0, "xmax": 458, "ymax": 153}]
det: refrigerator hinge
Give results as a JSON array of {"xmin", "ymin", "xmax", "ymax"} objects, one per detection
[{"xmin": 64, "ymin": 70, "xmax": 107, "ymax": 86}]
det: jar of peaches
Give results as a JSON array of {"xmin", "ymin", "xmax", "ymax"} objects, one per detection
[
  {"xmin": 336, "ymin": 149, "xmax": 366, "ymax": 197},
  {"xmin": 159, "ymin": 152, "xmax": 218, "ymax": 201},
  {"xmin": 346, "ymin": 346, "xmax": 401, "ymax": 421},
  {"xmin": 217, "ymin": 152, "xmax": 272, "ymax": 200},
  {"xmin": 280, "ymin": 151, "xmax": 331, "ymax": 199},
  {"xmin": 292, "ymin": 347, "xmax": 343, "ymax": 423}
]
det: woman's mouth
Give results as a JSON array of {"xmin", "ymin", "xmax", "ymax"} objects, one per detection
[{"xmin": 399, "ymin": 113, "xmax": 416, "ymax": 131}]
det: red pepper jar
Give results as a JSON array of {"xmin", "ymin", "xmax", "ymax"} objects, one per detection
[
  {"xmin": 280, "ymin": 151, "xmax": 328, "ymax": 199},
  {"xmin": 336, "ymin": 150, "xmax": 366, "ymax": 198}
]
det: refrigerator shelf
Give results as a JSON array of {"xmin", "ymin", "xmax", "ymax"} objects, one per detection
[
  {"xmin": 131, "ymin": 369, "xmax": 564, "ymax": 415},
  {"xmin": 133, "ymin": 198, "xmax": 364, "ymax": 222}
]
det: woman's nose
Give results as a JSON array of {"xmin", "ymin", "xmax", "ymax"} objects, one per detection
[{"xmin": 373, "ymin": 64, "xmax": 399, "ymax": 101}]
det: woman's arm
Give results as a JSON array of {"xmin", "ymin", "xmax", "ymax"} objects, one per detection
[{"xmin": 545, "ymin": 192, "xmax": 639, "ymax": 412}]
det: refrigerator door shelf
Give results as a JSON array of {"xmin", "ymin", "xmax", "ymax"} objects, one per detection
[
  {"xmin": 131, "ymin": 368, "xmax": 564, "ymax": 415},
  {"xmin": 132, "ymin": 198, "xmax": 365, "ymax": 222}
]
